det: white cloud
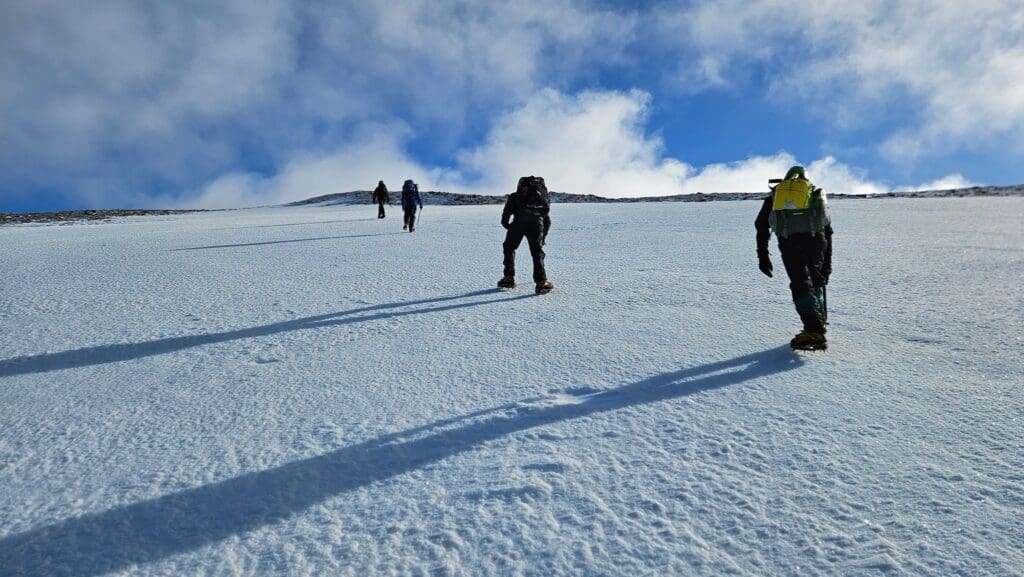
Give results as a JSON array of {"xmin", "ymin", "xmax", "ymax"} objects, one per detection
[
  {"xmin": 188, "ymin": 89, "xmax": 970, "ymax": 207},
  {"xmin": 804, "ymin": 157, "xmax": 886, "ymax": 195},
  {"xmin": 665, "ymin": 0, "xmax": 1024, "ymax": 157},
  {"xmin": 185, "ymin": 126, "xmax": 451, "ymax": 209},
  {"xmin": 301, "ymin": 1, "xmax": 635, "ymax": 132},
  {"xmin": 679, "ymin": 155, "xmax": 795, "ymax": 195},
  {"xmin": 452, "ymin": 90, "xmax": 938, "ymax": 197},
  {"xmin": 900, "ymin": 174, "xmax": 977, "ymax": 193},
  {"xmin": 0, "ymin": 0, "xmax": 635, "ymax": 208},
  {"xmin": 1, "ymin": 1, "xmax": 297, "ymax": 164},
  {"xmin": 456, "ymin": 89, "xmax": 688, "ymax": 196}
]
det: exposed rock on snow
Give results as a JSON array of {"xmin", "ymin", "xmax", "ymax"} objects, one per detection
[{"xmin": 288, "ymin": 184, "xmax": 1024, "ymax": 207}]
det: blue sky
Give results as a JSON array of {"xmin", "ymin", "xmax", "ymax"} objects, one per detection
[{"xmin": 2, "ymin": 1, "xmax": 1023, "ymax": 212}]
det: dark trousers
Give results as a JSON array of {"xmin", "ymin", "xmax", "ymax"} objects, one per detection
[
  {"xmin": 377, "ymin": 203, "xmax": 386, "ymax": 218},
  {"xmin": 779, "ymin": 234, "xmax": 828, "ymax": 332},
  {"xmin": 503, "ymin": 222, "xmax": 546, "ymax": 283},
  {"xmin": 403, "ymin": 206, "xmax": 417, "ymax": 229}
]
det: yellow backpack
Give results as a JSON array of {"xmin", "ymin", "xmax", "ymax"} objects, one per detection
[{"xmin": 769, "ymin": 178, "xmax": 828, "ymax": 238}]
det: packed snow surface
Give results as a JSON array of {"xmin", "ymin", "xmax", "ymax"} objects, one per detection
[{"xmin": 1, "ymin": 198, "xmax": 1022, "ymax": 576}]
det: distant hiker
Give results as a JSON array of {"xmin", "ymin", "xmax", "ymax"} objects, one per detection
[
  {"xmin": 755, "ymin": 165, "xmax": 833, "ymax": 350},
  {"xmin": 498, "ymin": 175, "xmax": 554, "ymax": 294},
  {"xmin": 401, "ymin": 179, "xmax": 422, "ymax": 232},
  {"xmin": 372, "ymin": 180, "xmax": 389, "ymax": 219}
]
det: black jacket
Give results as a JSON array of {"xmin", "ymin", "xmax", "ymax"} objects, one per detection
[
  {"xmin": 372, "ymin": 183, "xmax": 389, "ymax": 204},
  {"xmin": 501, "ymin": 189, "xmax": 551, "ymax": 232},
  {"xmin": 755, "ymin": 192, "xmax": 833, "ymax": 277}
]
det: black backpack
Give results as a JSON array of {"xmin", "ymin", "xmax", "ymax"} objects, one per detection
[
  {"xmin": 402, "ymin": 180, "xmax": 418, "ymax": 202},
  {"xmin": 517, "ymin": 176, "xmax": 547, "ymax": 199},
  {"xmin": 516, "ymin": 175, "xmax": 549, "ymax": 216}
]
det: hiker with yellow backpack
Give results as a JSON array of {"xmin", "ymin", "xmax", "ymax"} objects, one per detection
[{"xmin": 755, "ymin": 165, "xmax": 833, "ymax": 350}]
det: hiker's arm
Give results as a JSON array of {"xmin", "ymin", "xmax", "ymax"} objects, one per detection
[
  {"xmin": 823, "ymin": 224, "xmax": 833, "ymax": 283},
  {"xmin": 755, "ymin": 194, "xmax": 772, "ymax": 255},
  {"xmin": 501, "ymin": 196, "xmax": 514, "ymax": 228}
]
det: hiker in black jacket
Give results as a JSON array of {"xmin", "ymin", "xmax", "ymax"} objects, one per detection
[
  {"xmin": 498, "ymin": 176, "xmax": 554, "ymax": 294},
  {"xmin": 755, "ymin": 165, "xmax": 833, "ymax": 350},
  {"xmin": 372, "ymin": 180, "xmax": 389, "ymax": 219}
]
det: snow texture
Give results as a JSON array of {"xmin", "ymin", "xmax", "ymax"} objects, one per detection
[{"xmin": 1, "ymin": 198, "xmax": 1022, "ymax": 576}]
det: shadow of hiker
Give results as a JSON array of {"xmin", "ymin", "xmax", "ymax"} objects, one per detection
[
  {"xmin": 0, "ymin": 289, "xmax": 530, "ymax": 378},
  {"xmin": 214, "ymin": 217, "xmax": 381, "ymax": 230},
  {"xmin": 170, "ymin": 232, "xmax": 404, "ymax": 251},
  {"xmin": 0, "ymin": 347, "xmax": 802, "ymax": 577}
]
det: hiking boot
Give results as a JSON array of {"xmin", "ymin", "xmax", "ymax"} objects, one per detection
[
  {"xmin": 791, "ymin": 331, "xmax": 827, "ymax": 349},
  {"xmin": 497, "ymin": 276, "xmax": 515, "ymax": 289},
  {"xmin": 535, "ymin": 280, "xmax": 554, "ymax": 294}
]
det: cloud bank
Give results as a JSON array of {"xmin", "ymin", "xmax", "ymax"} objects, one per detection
[
  {"xmin": 0, "ymin": 1, "xmax": 1007, "ymax": 210},
  {"xmin": 663, "ymin": 0, "xmax": 1024, "ymax": 158},
  {"xmin": 188, "ymin": 90, "xmax": 971, "ymax": 208}
]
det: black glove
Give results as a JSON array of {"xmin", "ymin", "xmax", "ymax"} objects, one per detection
[{"xmin": 758, "ymin": 252, "xmax": 773, "ymax": 278}]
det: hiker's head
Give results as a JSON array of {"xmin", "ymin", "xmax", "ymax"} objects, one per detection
[{"xmin": 784, "ymin": 165, "xmax": 806, "ymax": 180}]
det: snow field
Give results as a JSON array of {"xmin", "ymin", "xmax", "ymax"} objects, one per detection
[{"xmin": 0, "ymin": 198, "xmax": 1022, "ymax": 576}]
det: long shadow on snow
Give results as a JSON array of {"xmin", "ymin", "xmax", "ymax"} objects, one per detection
[
  {"xmin": 213, "ymin": 217, "xmax": 380, "ymax": 230},
  {"xmin": 0, "ymin": 289, "xmax": 527, "ymax": 378},
  {"xmin": 0, "ymin": 347, "xmax": 802, "ymax": 577},
  {"xmin": 170, "ymin": 232, "xmax": 403, "ymax": 251}
]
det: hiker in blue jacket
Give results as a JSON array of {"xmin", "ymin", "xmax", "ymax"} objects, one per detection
[{"xmin": 401, "ymin": 179, "xmax": 423, "ymax": 232}]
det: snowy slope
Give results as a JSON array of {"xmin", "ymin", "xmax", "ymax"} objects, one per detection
[{"xmin": 1, "ymin": 198, "xmax": 1022, "ymax": 577}]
